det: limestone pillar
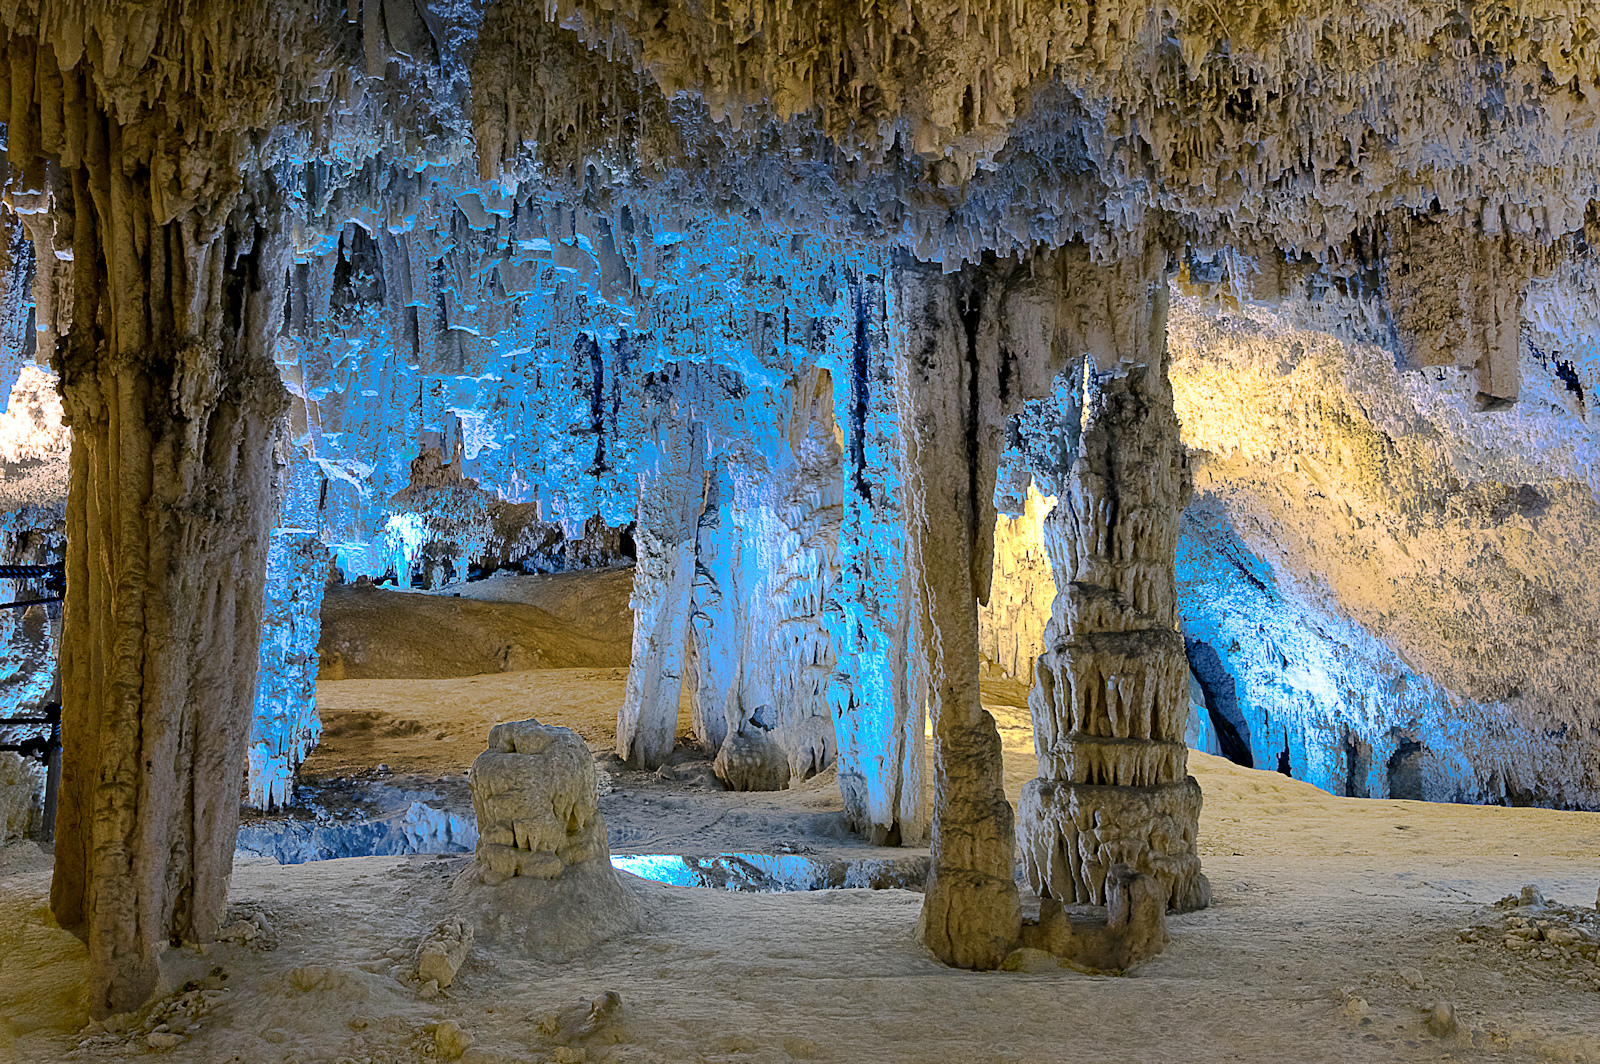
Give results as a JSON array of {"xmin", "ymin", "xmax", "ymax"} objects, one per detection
[
  {"xmin": 1014, "ymin": 243, "xmax": 1210, "ymax": 914},
  {"xmin": 9, "ymin": 57, "xmax": 291, "ymax": 1014},
  {"xmin": 617, "ymin": 375, "xmax": 705, "ymax": 768},
  {"xmin": 686, "ymin": 461, "xmax": 737, "ymax": 756},
  {"xmin": 247, "ymin": 530, "xmax": 333, "ymax": 811},
  {"xmin": 893, "ymin": 256, "xmax": 1020, "ymax": 969},
  {"xmin": 828, "ymin": 270, "xmax": 927, "ymax": 846}
]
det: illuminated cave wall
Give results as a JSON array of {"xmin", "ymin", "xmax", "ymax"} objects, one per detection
[
  {"xmin": 972, "ymin": 289, "xmax": 1600, "ymax": 808},
  {"xmin": 1167, "ymin": 294, "xmax": 1600, "ymax": 805},
  {"xmin": 5, "ymin": 0, "xmax": 1600, "ymax": 824},
  {"xmin": 263, "ymin": 164, "xmax": 914, "ymax": 803}
]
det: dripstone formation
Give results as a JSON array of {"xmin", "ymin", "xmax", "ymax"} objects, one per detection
[
  {"xmin": 470, "ymin": 719, "xmax": 611, "ymax": 883},
  {"xmin": 4, "ymin": 0, "xmax": 1599, "ymax": 1012},
  {"xmin": 456, "ymin": 719, "xmax": 641, "ymax": 958},
  {"xmin": 1011, "ymin": 244, "xmax": 1209, "ymax": 913}
]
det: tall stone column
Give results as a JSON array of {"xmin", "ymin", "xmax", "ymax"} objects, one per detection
[
  {"xmin": 827, "ymin": 270, "xmax": 927, "ymax": 846},
  {"xmin": 10, "ymin": 56, "xmax": 292, "ymax": 1015},
  {"xmin": 1015, "ymin": 243, "xmax": 1210, "ymax": 914},
  {"xmin": 617, "ymin": 373, "xmax": 705, "ymax": 768},
  {"xmin": 893, "ymin": 256, "xmax": 1020, "ymax": 969}
]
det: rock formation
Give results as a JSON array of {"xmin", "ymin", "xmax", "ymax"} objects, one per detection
[
  {"xmin": 1012, "ymin": 243, "xmax": 1210, "ymax": 913},
  {"xmin": 617, "ymin": 373, "xmax": 706, "ymax": 768},
  {"xmin": 825, "ymin": 270, "xmax": 929, "ymax": 845},
  {"xmin": 457, "ymin": 718, "xmax": 641, "ymax": 958},
  {"xmin": 0, "ymin": 18, "xmax": 300, "ymax": 1011},
  {"xmin": 893, "ymin": 255, "xmax": 1021, "ymax": 969},
  {"xmin": 5, "ymin": 0, "xmax": 1600, "ymax": 1010},
  {"xmin": 470, "ymin": 719, "xmax": 612, "ymax": 882},
  {"xmin": 1016, "ymin": 862, "xmax": 1172, "ymax": 973},
  {"xmin": 415, "ymin": 917, "xmax": 474, "ymax": 989},
  {"xmin": 246, "ymin": 530, "xmax": 331, "ymax": 811},
  {"xmin": 0, "ymin": 750, "xmax": 42, "ymax": 839}
]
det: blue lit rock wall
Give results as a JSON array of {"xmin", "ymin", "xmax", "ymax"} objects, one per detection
[
  {"xmin": 275, "ymin": 175, "xmax": 650, "ymax": 578},
  {"xmin": 247, "ymin": 530, "xmax": 332, "ymax": 811},
  {"xmin": 820, "ymin": 272, "xmax": 929, "ymax": 843},
  {"xmin": 272, "ymin": 165, "xmax": 906, "ymax": 815}
]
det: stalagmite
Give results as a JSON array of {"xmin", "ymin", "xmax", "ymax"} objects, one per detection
[
  {"xmin": 456, "ymin": 718, "xmax": 641, "ymax": 957},
  {"xmin": 1, "ymin": 0, "xmax": 1598, "ymax": 1026},
  {"xmin": 893, "ymin": 255, "xmax": 1020, "ymax": 969},
  {"xmin": 1015, "ymin": 243, "xmax": 1211, "ymax": 914}
]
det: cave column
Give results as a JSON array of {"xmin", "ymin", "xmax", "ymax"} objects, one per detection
[
  {"xmin": 826, "ymin": 269, "xmax": 927, "ymax": 845},
  {"xmin": 1015, "ymin": 242, "xmax": 1210, "ymax": 913},
  {"xmin": 14, "ymin": 54, "xmax": 292, "ymax": 1016},
  {"xmin": 246, "ymin": 531, "xmax": 332, "ymax": 810},
  {"xmin": 892, "ymin": 256, "xmax": 1020, "ymax": 968},
  {"xmin": 686, "ymin": 460, "xmax": 737, "ymax": 755},
  {"xmin": 617, "ymin": 375, "xmax": 706, "ymax": 768}
]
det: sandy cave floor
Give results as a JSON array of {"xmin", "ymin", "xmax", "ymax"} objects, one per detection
[{"xmin": 4, "ymin": 575, "xmax": 1600, "ymax": 1062}]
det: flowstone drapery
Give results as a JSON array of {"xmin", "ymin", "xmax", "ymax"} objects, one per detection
[{"xmin": 1014, "ymin": 245, "xmax": 1210, "ymax": 914}]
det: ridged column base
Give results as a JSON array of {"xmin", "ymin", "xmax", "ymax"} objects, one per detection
[{"xmin": 1018, "ymin": 776, "xmax": 1210, "ymax": 913}]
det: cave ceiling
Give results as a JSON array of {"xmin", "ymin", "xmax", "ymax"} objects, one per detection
[{"xmin": 5, "ymin": 0, "xmax": 1597, "ymax": 274}]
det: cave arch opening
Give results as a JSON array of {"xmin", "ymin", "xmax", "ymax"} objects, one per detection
[{"xmin": 1184, "ymin": 637, "xmax": 1254, "ymax": 769}]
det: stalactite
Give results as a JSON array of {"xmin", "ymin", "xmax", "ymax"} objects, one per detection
[{"xmin": 1381, "ymin": 214, "xmax": 1532, "ymax": 406}]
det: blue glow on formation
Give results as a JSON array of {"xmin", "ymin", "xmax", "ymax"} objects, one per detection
[
  {"xmin": 277, "ymin": 167, "xmax": 890, "ymax": 578},
  {"xmin": 1175, "ymin": 507, "xmax": 1582, "ymax": 805},
  {"xmin": 247, "ymin": 530, "xmax": 331, "ymax": 810},
  {"xmin": 269, "ymin": 165, "xmax": 907, "ymax": 821}
]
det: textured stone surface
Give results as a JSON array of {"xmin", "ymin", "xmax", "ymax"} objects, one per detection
[
  {"xmin": 470, "ymin": 720, "xmax": 609, "ymax": 884},
  {"xmin": 0, "ymin": 25, "xmax": 295, "ymax": 1012},
  {"xmin": 1170, "ymin": 296, "xmax": 1600, "ymax": 805},
  {"xmin": 1018, "ymin": 862, "xmax": 1172, "ymax": 973},
  {"xmin": 0, "ymin": 751, "xmax": 42, "ymax": 840},
  {"xmin": 894, "ymin": 256, "xmax": 1021, "ymax": 970},
  {"xmin": 8, "ymin": 0, "xmax": 1600, "ymax": 1012},
  {"xmin": 1018, "ymin": 776, "xmax": 1210, "ymax": 914},
  {"xmin": 247, "ymin": 530, "xmax": 331, "ymax": 810},
  {"xmin": 416, "ymin": 918, "xmax": 474, "ymax": 989},
  {"xmin": 713, "ymin": 729, "xmax": 792, "ymax": 793},
  {"xmin": 456, "ymin": 719, "xmax": 643, "ymax": 959}
]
